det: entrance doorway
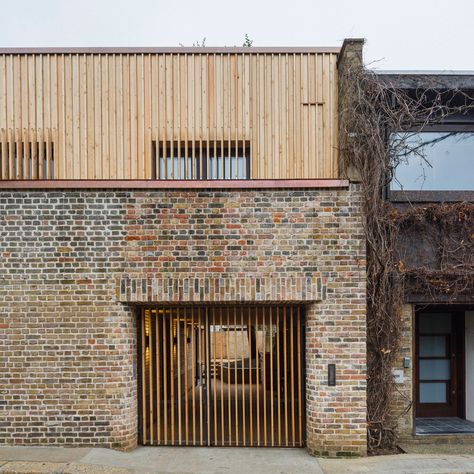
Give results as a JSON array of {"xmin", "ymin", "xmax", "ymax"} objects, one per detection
[
  {"xmin": 415, "ymin": 308, "xmax": 464, "ymax": 418},
  {"xmin": 138, "ymin": 304, "xmax": 305, "ymax": 447}
]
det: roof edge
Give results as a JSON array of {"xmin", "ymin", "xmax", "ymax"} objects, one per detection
[{"xmin": 0, "ymin": 46, "xmax": 341, "ymax": 55}]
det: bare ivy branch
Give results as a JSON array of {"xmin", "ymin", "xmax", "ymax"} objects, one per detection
[{"xmin": 339, "ymin": 63, "xmax": 474, "ymax": 453}]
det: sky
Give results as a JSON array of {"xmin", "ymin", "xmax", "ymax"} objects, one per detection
[{"xmin": 0, "ymin": 0, "xmax": 473, "ymax": 71}]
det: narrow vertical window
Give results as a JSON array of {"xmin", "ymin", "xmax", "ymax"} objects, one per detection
[{"xmin": 0, "ymin": 138, "xmax": 54, "ymax": 180}]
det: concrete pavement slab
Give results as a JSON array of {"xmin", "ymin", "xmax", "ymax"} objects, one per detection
[
  {"xmin": 0, "ymin": 461, "xmax": 68, "ymax": 473},
  {"xmin": 0, "ymin": 447, "xmax": 91, "ymax": 463},
  {"xmin": 2, "ymin": 447, "xmax": 474, "ymax": 474},
  {"xmin": 79, "ymin": 447, "xmax": 324, "ymax": 474},
  {"xmin": 319, "ymin": 453, "xmax": 474, "ymax": 473},
  {"xmin": 0, "ymin": 462, "xmax": 130, "ymax": 474}
]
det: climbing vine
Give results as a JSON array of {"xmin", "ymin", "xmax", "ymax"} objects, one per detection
[{"xmin": 338, "ymin": 62, "xmax": 474, "ymax": 452}]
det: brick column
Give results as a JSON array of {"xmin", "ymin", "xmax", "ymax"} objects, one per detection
[
  {"xmin": 305, "ymin": 183, "xmax": 367, "ymax": 457},
  {"xmin": 306, "ymin": 301, "xmax": 367, "ymax": 456},
  {"xmin": 108, "ymin": 304, "xmax": 138, "ymax": 451}
]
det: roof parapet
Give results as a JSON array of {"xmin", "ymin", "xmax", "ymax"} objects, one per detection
[
  {"xmin": 337, "ymin": 38, "xmax": 365, "ymax": 69},
  {"xmin": 0, "ymin": 46, "xmax": 341, "ymax": 55}
]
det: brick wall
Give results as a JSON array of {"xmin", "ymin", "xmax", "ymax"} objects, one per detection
[
  {"xmin": 305, "ymin": 193, "xmax": 367, "ymax": 456},
  {"xmin": 391, "ymin": 304, "xmax": 414, "ymax": 439},
  {"xmin": 0, "ymin": 185, "xmax": 366, "ymax": 456}
]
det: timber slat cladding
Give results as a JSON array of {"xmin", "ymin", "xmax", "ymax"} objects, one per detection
[
  {"xmin": 0, "ymin": 52, "xmax": 338, "ymax": 180},
  {"xmin": 138, "ymin": 305, "xmax": 305, "ymax": 447}
]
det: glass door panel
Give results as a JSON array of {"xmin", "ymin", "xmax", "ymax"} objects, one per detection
[
  {"xmin": 420, "ymin": 382, "xmax": 448, "ymax": 403},
  {"xmin": 419, "ymin": 336, "xmax": 447, "ymax": 357},
  {"xmin": 416, "ymin": 311, "xmax": 458, "ymax": 418}
]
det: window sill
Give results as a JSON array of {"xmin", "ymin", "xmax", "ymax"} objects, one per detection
[
  {"xmin": 0, "ymin": 179, "xmax": 350, "ymax": 190},
  {"xmin": 388, "ymin": 190, "xmax": 474, "ymax": 203}
]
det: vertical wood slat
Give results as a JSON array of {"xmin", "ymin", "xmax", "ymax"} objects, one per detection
[
  {"xmin": 283, "ymin": 305, "xmax": 288, "ymax": 446},
  {"xmin": 177, "ymin": 306, "xmax": 182, "ymax": 445},
  {"xmin": 240, "ymin": 306, "xmax": 246, "ymax": 446},
  {"xmin": 162, "ymin": 311, "xmax": 168, "ymax": 445},
  {"xmin": 212, "ymin": 307, "xmax": 217, "ymax": 445},
  {"xmin": 247, "ymin": 306, "xmax": 253, "ymax": 446},
  {"xmin": 226, "ymin": 305, "xmax": 232, "ymax": 446},
  {"xmin": 191, "ymin": 306, "xmax": 196, "ymax": 445},
  {"xmin": 262, "ymin": 305, "xmax": 267, "ymax": 445},
  {"xmin": 155, "ymin": 309, "xmax": 161, "ymax": 445},
  {"xmin": 0, "ymin": 52, "xmax": 338, "ymax": 180},
  {"xmin": 141, "ymin": 309, "xmax": 147, "ymax": 445},
  {"xmin": 234, "ymin": 306, "xmax": 238, "ymax": 445},
  {"xmin": 276, "ymin": 306, "xmax": 281, "ymax": 446},
  {"xmin": 198, "ymin": 308, "xmax": 208, "ymax": 446},
  {"xmin": 290, "ymin": 306, "xmax": 295, "ymax": 446},
  {"xmin": 298, "ymin": 306, "xmax": 303, "ymax": 446},
  {"xmin": 205, "ymin": 307, "xmax": 211, "ymax": 446},
  {"xmin": 255, "ymin": 305, "xmax": 260, "ymax": 446},
  {"xmin": 140, "ymin": 304, "xmax": 304, "ymax": 448},
  {"xmin": 169, "ymin": 307, "xmax": 175, "ymax": 445},
  {"xmin": 198, "ymin": 306, "xmax": 203, "ymax": 446},
  {"xmin": 184, "ymin": 305, "xmax": 188, "ymax": 445},
  {"xmin": 1, "ymin": 131, "xmax": 6, "ymax": 178},
  {"xmin": 269, "ymin": 306, "xmax": 274, "ymax": 447},
  {"xmin": 149, "ymin": 307, "xmax": 154, "ymax": 444}
]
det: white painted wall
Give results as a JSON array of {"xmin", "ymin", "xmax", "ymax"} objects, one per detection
[{"xmin": 466, "ymin": 311, "xmax": 474, "ymax": 422}]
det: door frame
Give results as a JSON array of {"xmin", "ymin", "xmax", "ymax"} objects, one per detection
[{"xmin": 414, "ymin": 306, "xmax": 465, "ymax": 418}]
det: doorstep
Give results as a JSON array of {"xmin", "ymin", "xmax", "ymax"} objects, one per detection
[
  {"xmin": 399, "ymin": 437, "xmax": 474, "ymax": 455},
  {"xmin": 399, "ymin": 433, "xmax": 474, "ymax": 445}
]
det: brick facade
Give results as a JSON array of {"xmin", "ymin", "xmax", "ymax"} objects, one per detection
[
  {"xmin": 0, "ymin": 185, "xmax": 366, "ymax": 456},
  {"xmin": 391, "ymin": 304, "xmax": 415, "ymax": 439}
]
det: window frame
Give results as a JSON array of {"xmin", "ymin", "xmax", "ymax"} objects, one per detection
[
  {"xmin": 152, "ymin": 140, "xmax": 251, "ymax": 181},
  {"xmin": 388, "ymin": 123, "xmax": 474, "ymax": 202}
]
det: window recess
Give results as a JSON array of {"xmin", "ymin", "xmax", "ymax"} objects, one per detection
[
  {"xmin": 390, "ymin": 128, "xmax": 474, "ymax": 192},
  {"xmin": 152, "ymin": 141, "xmax": 250, "ymax": 180},
  {"xmin": 0, "ymin": 130, "xmax": 55, "ymax": 180}
]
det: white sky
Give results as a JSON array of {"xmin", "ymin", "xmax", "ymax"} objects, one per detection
[{"xmin": 0, "ymin": 0, "xmax": 473, "ymax": 71}]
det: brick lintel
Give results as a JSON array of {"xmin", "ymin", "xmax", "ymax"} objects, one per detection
[{"xmin": 117, "ymin": 275, "xmax": 324, "ymax": 304}]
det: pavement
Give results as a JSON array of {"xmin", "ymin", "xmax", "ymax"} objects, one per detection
[{"xmin": 1, "ymin": 446, "xmax": 474, "ymax": 474}]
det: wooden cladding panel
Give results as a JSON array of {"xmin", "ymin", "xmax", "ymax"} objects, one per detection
[{"xmin": 0, "ymin": 52, "xmax": 338, "ymax": 180}]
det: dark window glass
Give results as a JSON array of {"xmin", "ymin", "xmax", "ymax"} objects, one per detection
[{"xmin": 390, "ymin": 131, "xmax": 474, "ymax": 191}]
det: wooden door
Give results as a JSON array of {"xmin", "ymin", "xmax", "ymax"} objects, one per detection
[
  {"xmin": 415, "ymin": 310, "xmax": 464, "ymax": 418},
  {"xmin": 138, "ymin": 305, "xmax": 305, "ymax": 447}
]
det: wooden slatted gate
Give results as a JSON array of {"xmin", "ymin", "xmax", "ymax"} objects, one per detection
[{"xmin": 138, "ymin": 305, "xmax": 305, "ymax": 447}]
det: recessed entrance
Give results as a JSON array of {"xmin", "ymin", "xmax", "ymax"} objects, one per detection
[
  {"xmin": 414, "ymin": 305, "xmax": 474, "ymax": 435},
  {"xmin": 138, "ymin": 304, "xmax": 305, "ymax": 447}
]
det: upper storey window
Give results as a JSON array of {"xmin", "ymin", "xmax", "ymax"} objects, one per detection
[
  {"xmin": 390, "ymin": 129, "xmax": 474, "ymax": 191},
  {"xmin": 0, "ymin": 138, "xmax": 55, "ymax": 180},
  {"xmin": 152, "ymin": 141, "xmax": 250, "ymax": 180}
]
